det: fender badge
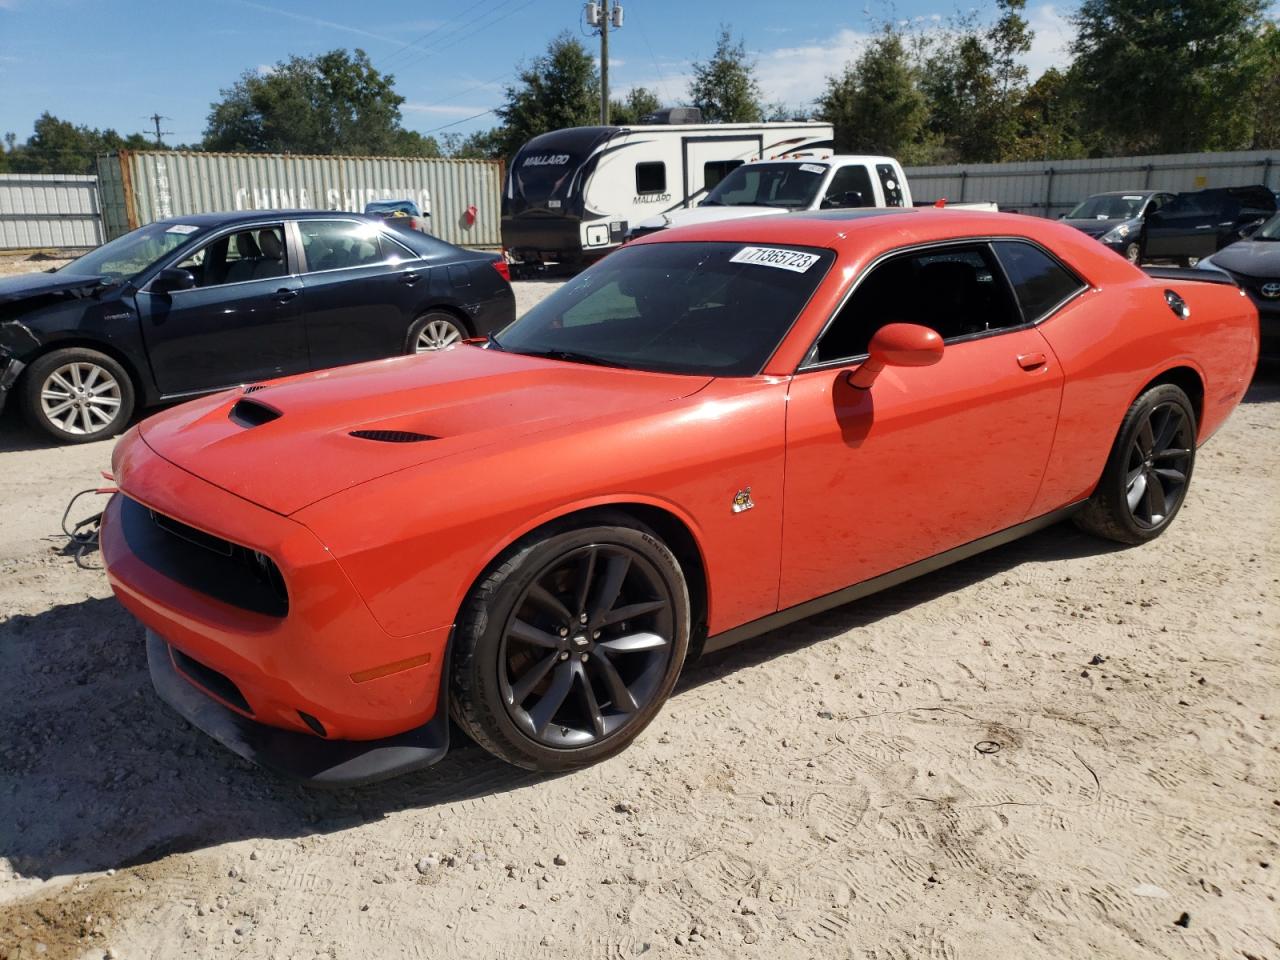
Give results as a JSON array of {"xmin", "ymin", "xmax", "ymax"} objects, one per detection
[{"xmin": 732, "ymin": 487, "xmax": 754, "ymax": 513}]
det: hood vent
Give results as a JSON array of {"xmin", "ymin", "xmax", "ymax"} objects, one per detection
[
  {"xmin": 349, "ymin": 429, "xmax": 437, "ymax": 443},
  {"xmin": 229, "ymin": 398, "xmax": 282, "ymax": 428},
  {"xmin": 242, "ymin": 384, "xmax": 268, "ymax": 394}
]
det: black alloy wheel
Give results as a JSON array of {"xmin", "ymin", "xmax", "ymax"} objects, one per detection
[
  {"xmin": 1123, "ymin": 400, "xmax": 1194, "ymax": 529},
  {"xmin": 450, "ymin": 517, "xmax": 690, "ymax": 771},
  {"xmin": 1075, "ymin": 383, "xmax": 1197, "ymax": 544},
  {"xmin": 500, "ymin": 543, "xmax": 675, "ymax": 747}
]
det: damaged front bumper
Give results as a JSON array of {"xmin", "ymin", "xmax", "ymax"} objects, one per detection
[{"xmin": 0, "ymin": 352, "xmax": 26, "ymax": 415}]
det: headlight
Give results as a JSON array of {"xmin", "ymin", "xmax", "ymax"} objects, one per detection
[{"xmin": 1100, "ymin": 223, "xmax": 1130, "ymax": 243}]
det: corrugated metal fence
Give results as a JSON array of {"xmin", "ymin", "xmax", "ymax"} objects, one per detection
[
  {"xmin": 905, "ymin": 149, "xmax": 1280, "ymax": 217},
  {"xmin": 0, "ymin": 173, "xmax": 104, "ymax": 250},
  {"xmin": 97, "ymin": 151, "xmax": 503, "ymax": 247}
]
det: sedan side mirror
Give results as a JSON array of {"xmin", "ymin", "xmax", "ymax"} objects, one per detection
[
  {"xmin": 152, "ymin": 267, "xmax": 196, "ymax": 294},
  {"xmin": 846, "ymin": 323, "xmax": 944, "ymax": 389}
]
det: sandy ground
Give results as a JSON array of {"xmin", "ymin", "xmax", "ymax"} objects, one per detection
[{"xmin": 1, "ymin": 252, "xmax": 1278, "ymax": 960}]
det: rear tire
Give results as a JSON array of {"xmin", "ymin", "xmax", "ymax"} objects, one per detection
[
  {"xmin": 1074, "ymin": 383, "xmax": 1197, "ymax": 544},
  {"xmin": 450, "ymin": 514, "xmax": 690, "ymax": 771},
  {"xmin": 19, "ymin": 347, "xmax": 135, "ymax": 444},
  {"xmin": 407, "ymin": 311, "xmax": 468, "ymax": 353}
]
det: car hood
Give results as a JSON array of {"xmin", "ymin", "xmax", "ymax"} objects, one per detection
[
  {"xmin": 634, "ymin": 205, "xmax": 788, "ymax": 232},
  {"xmin": 1208, "ymin": 239, "xmax": 1280, "ymax": 277},
  {"xmin": 1063, "ymin": 218, "xmax": 1130, "ymax": 239},
  {"xmin": 136, "ymin": 346, "xmax": 712, "ymax": 516},
  {"xmin": 0, "ymin": 270, "xmax": 110, "ymax": 305}
]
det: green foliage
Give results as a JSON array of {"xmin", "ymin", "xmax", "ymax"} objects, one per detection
[
  {"xmin": 609, "ymin": 87, "xmax": 663, "ymax": 126},
  {"xmin": 1250, "ymin": 22, "xmax": 1280, "ymax": 149},
  {"xmin": 493, "ymin": 32, "xmax": 600, "ymax": 160},
  {"xmin": 2, "ymin": 112, "xmax": 155, "ymax": 174},
  {"xmin": 688, "ymin": 28, "xmax": 764, "ymax": 123},
  {"xmin": 1071, "ymin": 0, "xmax": 1270, "ymax": 153},
  {"xmin": 203, "ymin": 49, "xmax": 437, "ymax": 156},
  {"xmin": 441, "ymin": 128, "xmax": 507, "ymax": 160},
  {"xmin": 816, "ymin": 27, "xmax": 937, "ymax": 164}
]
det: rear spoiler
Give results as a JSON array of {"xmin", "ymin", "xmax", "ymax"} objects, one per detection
[{"xmin": 1142, "ymin": 266, "xmax": 1237, "ymax": 286}]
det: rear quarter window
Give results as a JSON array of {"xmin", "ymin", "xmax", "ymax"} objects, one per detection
[{"xmin": 992, "ymin": 240, "xmax": 1086, "ymax": 322}]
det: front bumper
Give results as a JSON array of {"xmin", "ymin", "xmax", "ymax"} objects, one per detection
[
  {"xmin": 146, "ymin": 630, "xmax": 448, "ymax": 786},
  {"xmin": 101, "ymin": 430, "xmax": 455, "ymax": 783},
  {"xmin": 0, "ymin": 354, "xmax": 25, "ymax": 415}
]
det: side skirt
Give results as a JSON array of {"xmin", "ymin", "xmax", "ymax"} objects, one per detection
[{"xmin": 703, "ymin": 502, "xmax": 1083, "ymax": 655}]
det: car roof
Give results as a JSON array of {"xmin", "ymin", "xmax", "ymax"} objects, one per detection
[
  {"xmin": 749, "ymin": 155, "xmax": 896, "ymax": 165},
  {"xmin": 1088, "ymin": 190, "xmax": 1155, "ymax": 197},
  {"xmin": 153, "ymin": 210, "xmax": 380, "ymax": 228}
]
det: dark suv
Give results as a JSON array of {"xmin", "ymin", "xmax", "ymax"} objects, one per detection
[
  {"xmin": 1140, "ymin": 185, "xmax": 1276, "ymax": 267},
  {"xmin": 0, "ymin": 211, "xmax": 513, "ymax": 444}
]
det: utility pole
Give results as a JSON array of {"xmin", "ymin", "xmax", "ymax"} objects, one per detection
[
  {"xmin": 586, "ymin": 1, "xmax": 623, "ymax": 124},
  {"xmin": 147, "ymin": 113, "xmax": 172, "ymax": 148}
]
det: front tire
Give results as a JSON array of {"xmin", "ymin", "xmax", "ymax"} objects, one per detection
[
  {"xmin": 1124, "ymin": 241, "xmax": 1140, "ymax": 263},
  {"xmin": 1074, "ymin": 383, "xmax": 1197, "ymax": 544},
  {"xmin": 19, "ymin": 347, "xmax": 135, "ymax": 444},
  {"xmin": 451, "ymin": 515, "xmax": 690, "ymax": 771}
]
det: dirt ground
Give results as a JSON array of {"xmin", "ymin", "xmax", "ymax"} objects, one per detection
[{"xmin": 0, "ymin": 252, "xmax": 1277, "ymax": 960}]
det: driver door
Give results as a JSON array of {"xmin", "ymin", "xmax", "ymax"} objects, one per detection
[{"xmin": 778, "ymin": 240, "xmax": 1073, "ymax": 608}]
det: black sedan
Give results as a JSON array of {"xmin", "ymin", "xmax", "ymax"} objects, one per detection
[
  {"xmin": 1199, "ymin": 211, "xmax": 1280, "ymax": 357},
  {"xmin": 0, "ymin": 211, "xmax": 514, "ymax": 443},
  {"xmin": 1061, "ymin": 190, "xmax": 1174, "ymax": 262}
]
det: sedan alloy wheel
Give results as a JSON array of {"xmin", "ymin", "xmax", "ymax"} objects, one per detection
[
  {"xmin": 415, "ymin": 318, "xmax": 463, "ymax": 352},
  {"xmin": 40, "ymin": 361, "xmax": 123, "ymax": 436}
]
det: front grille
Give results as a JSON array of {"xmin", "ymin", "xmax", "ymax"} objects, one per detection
[
  {"xmin": 119, "ymin": 497, "xmax": 289, "ymax": 617},
  {"xmin": 349, "ymin": 429, "xmax": 437, "ymax": 443},
  {"xmin": 171, "ymin": 646, "xmax": 252, "ymax": 714}
]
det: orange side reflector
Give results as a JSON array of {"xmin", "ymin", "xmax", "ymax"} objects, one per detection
[{"xmin": 350, "ymin": 652, "xmax": 433, "ymax": 684}]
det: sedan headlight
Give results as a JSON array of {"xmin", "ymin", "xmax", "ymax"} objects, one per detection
[{"xmin": 1100, "ymin": 222, "xmax": 1131, "ymax": 243}]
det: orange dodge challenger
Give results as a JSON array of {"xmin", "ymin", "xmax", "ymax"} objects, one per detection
[{"xmin": 100, "ymin": 209, "xmax": 1259, "ymax": 784}]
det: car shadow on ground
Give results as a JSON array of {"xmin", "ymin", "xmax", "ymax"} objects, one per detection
[{"xmin": 0, "ymin": 520, "xmax": 1127, "ymax": 882}]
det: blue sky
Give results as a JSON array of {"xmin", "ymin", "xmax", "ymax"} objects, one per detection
[{"xmin": 0, "ymin": 0, "xmax": 1080, "ymax": 145}]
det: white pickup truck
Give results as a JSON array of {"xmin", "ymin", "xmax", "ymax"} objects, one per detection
[
  {"xmin": 628, "ymin": 155, "xmax": 993, "ymax": 240},
  {"xmin": 628, "ymin": 155, "xmax": 911, "ymax": 239}
]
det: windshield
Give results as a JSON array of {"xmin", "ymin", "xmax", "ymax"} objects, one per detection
[
  {"xmin": 59, "ymin": 222, "xmax": 208, "ymax": 281},
  {"xmin": 1067, "ymin": 194, "xmax": 1146, "ymax": 220},
  {"xmin": 1255, "ymin": 212, "xmax": 1280, "ymax": 240},
  {"xmin": 494, "ymin": 241, "xmax": 835, "ymax": 376},
  {"xmin": 702, "ymin": 163, "xmax": 826, "ymax": 209}
]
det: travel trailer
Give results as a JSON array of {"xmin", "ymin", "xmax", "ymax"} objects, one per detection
[{"xmin": 501, "ymin": 111, "xmax": 834, "ymax": 268}]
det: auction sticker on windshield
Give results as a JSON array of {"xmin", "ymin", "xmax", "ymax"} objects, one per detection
[
  {"xmin": 165, "ymin": 225, "xmax": 199, "ymax": 235},
  {"xmin": 730, "ymin": 246, "xmax": 822, "ymax": 273}
]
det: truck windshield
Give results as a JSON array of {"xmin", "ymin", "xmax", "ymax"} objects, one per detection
[
  {"xmin": 701, "ymin": 163, "xmax": 825, "ymax": 209},
  {"xmin": 58, "ymin": 222, "xmax": 210, "ymax": 281},
  {"xmin": 494, "ymin": 241, "xmax": 835, "ymax": 376}
]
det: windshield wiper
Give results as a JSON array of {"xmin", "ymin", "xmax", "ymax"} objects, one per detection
[{"xmin": 516, "ymin": 348, "xmax": 628, "ymax": 369}]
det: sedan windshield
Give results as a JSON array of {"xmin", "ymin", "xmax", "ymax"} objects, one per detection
[
  {"xmin": 1254, "ymin": 212, "xmax": 1280, "ymax": 240},
  {"xmin": 701, "ymin": 163, "xmax": 825, "ymax": 209},
  {"xmin": 59, "ymin": 222, "xmax": 209, "ymax": 281},
  {"xmin": 1067, "ymin": 194, "xmax": 1146, "ymax": 220},
  {"xmin": 494, "ymin": 241, "xmax": 835, "ymax": 376}
]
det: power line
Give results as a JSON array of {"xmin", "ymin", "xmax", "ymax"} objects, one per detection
[
  {"xmin": 378, "ymin": 0, "xmax": 493, "ymax": 67},
  {"xmin": 393, "ymin": 0, "xmax": 542, "ymax": 73},
  {"xmin": 145, "ymin": 113, "xmax": 173, "ymax": 148},
  {"xmin": 420, "ymin": 109, "xmax": 497, "ymax": 134}
]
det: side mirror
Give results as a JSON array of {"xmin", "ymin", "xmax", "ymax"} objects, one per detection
[
  {"xmin": 1240, "ymin": 218, "xmax": 1265, "ymax": 238},
  {"xmin": 846, "ymin": 323, "xmax": 944, "ymax": 389},
  {"xmin": 152, "ymin": 267, "xmax": 196, "ymax": 294}
]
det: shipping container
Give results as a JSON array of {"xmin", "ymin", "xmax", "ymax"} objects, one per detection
[
  {"xmin": 0, "ymin": 173, "xmax": 104, "ymax": 251},
  {"xmin": 905, "ymin": 149, "xmax": 1280, "ymax": 217},
  {"xmin": 96, "ymin": 151, "xmax": 503, "ymax": 248}
]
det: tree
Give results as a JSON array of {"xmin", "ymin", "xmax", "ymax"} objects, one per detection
[
  {"xmin": 688, "ymin": 28, "xmax": 764, "ymax": 123},
  {"xmin": 1250, "ymin": 22, "xmax": 1280, "ymax": 148},
  {"xmin": 816, "ymin": 27, "xmax": 936, "ymax": 164},
  {"xmin": 1071, "ymin": 0, "xmax": 1269, "ymax": 154},
  {"xmin": 3, "ymin": 112, "xmax": 153, "ymax": 173},
  {"xmin": 441, "ymin": 128, "xmax": 506, "ymax": 160},
  {"xmin": 609, "ymin": 87, "xmax": 662, "ymax": 125},
  {"xmin": 203, "ymin": 49, "xmax": 437, "ymax": 156},
  {"xmin": 1005, "ymin": 67, "xmax": 1090, "ymax": 160},
  {"xmin": 492, "ymin": 33, "xmax": 599, "ymax": 160}
]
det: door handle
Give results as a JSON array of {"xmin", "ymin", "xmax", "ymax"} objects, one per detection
[
  {"xmin": 275, "ymin": 288, "xmax": 299, "ymax": 302},
  {"xmin": 1017, "ymin": 352, "xmax": 1047, "ymax": 370},
  {"xmin": 1195, "ymin": 224, "xmax": 1213, "ymax": 229},
  {"xmin": 400, "ymin": 272, "xmax": 421, "ymax": 285}
]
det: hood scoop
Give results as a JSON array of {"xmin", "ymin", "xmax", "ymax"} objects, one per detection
[
  {"xmin": 242, "ymin": 384, "xmax": 269, "ymax": 394},
  {"xmin": 229, "ymin": 398, "xmax": 282, "ymax": 428},
  {"xmin": 349, "ymin": 429, "xmax": 437, "ymax": 443}
]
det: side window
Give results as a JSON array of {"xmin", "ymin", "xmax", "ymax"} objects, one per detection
[
  {"xmin": 876, "ymin": 163, "xmax": 905, "ymax": 207},
  {"xmin": 811, "ymin": 244, "xmax": 1022, "ymax": 365},
  {"xmin": 992, "ymin": 241, "xmax": 1085, "ymax": 323},
  {"xmin": 172, "ymin": 226, "xmax": 285, "ymax": 287},
  {"xmin": 298, "ymin": 220, "xmax": 390, "ymax": 272},
  {"xmin": 635, "ymin": 162, "xmax": 666, "ymax": 195},
  {"xmin": 823, "ymin": 166, "xmax": 874, "ymax": 208},
  {"xmin": 703, "ymin": 159, "xmax": 743, "ymax": 192}
]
